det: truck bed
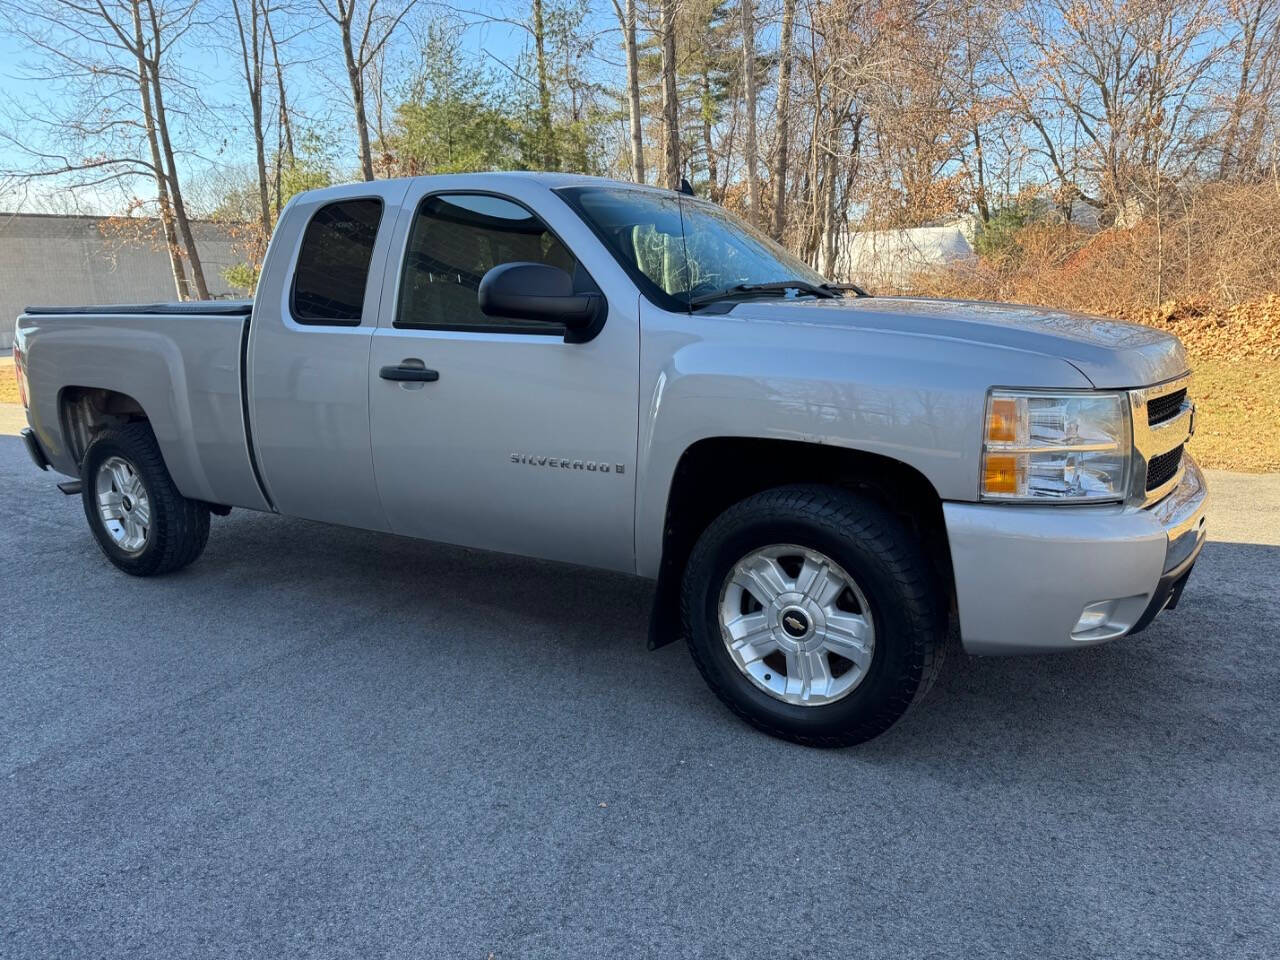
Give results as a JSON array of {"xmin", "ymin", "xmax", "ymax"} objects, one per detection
[
  {"xmin": 23, "ymin": 300, "xmax": 252, "ymax": 316},
  {"xmin": 15, "ymin": 301, "xmax": 270, "ymax": 513}
]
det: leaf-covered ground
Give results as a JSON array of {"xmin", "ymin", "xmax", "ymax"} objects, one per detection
[
  {"xmin": 0, "ymin": 357, "xmax": 19, "ymax": 405},
  {"xmin": 1188, "ymin": 361, "xmax": 1280, "ymax": 473}
]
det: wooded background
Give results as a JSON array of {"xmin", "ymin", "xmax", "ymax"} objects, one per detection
[{"xmin": 2, "ymin": 0, "xmax": 1279, "ymax": 346}]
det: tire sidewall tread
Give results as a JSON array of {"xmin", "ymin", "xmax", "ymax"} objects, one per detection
[
  {"xmin": 80, "ymin": 423, "xmax": 210, "ymax": 577},
  {"xmin": 681, "ymin": 484, "xmax": 946, "ymax": 748}
]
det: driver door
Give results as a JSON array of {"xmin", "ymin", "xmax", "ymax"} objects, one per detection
[{"xmin": 367, "ymin": 185, "xmax": 640, "ymax": 573}]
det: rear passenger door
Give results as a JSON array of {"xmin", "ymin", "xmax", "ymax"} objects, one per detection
[
  {"xmin": 367, "ymin": 183, "xmax": 640, "ymax": 573},
  {"xmin": 248, "ymin": 181, "xmax": 408, "ymax": 530}
]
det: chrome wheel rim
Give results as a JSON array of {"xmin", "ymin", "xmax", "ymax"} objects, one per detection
[
  {"xmin": 94, "ymin": 456, "xmax": 151, "ymax": 554},
  {"xmin": 718, "ymin": 544, "xmax": 875, "ymax": 706}
]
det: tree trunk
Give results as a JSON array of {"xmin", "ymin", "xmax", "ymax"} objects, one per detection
[
  {"xmin": 701, "ymin": 68, "xmax": 719, "ymax": 202},
  {"xmin": 803, "ymin": 55, "xmax": 824, "ymax": 266},
  {"xmin": 614, "ymin": 0, "xmax": 645, "ymax": 183},
  {"xmin": 131, "ymin": 0, "xmax": 188, "ymax": 300},
  {"xmin": 770, "ymin": 0, "xmax": 794, "ymax": 239},
  {"xmin": 533, "ymin": 0, "xmax": 555, "ymax": 169},
  {"xmin": 144, "ymin": 0, "xmax": 209, "ymax": 298},
  {"xmin": 265, "ymin": 8, "xmax": 294, "ymax": 164},
  {"xmin": 971, "ymin": 122, "xmax": 990, "ymax": 223},
  {"xmin": 741, "ymin": 0, "xmax": 759, "ymax": 224},
  {"xmin": 232, "ymin": 0, "xmax": 271, "ymax": 241},
  {"xmin": 265, "ymin": 7, "xmax": 292, "ymax": 216},
  {"xmin": 660, "ymin": 0, "xmax": 679, "ymax": 189},
  {"xmin": 1220, "ymin": 5, "xmax": 1263, "ymax": 178},
  {"xmin": 340, "ymin": 19, "xmax": 375, "ymax": 182},
  {"xmin": 821, "ymin": 144, "xmax": 838, "ymax": 277}
]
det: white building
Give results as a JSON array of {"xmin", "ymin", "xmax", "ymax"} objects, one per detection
[{"xmin": 830, "ymin": 221, "xmax": 978, "ymax": 291}]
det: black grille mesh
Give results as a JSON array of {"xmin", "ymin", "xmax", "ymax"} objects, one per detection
[
  {"xmin": 1146, "ymin": 445, "xmax": 1184, "ymax": 491},
  {"xmin": 1147, "ymin": 388, "xmax": 1187, "ymax": 426}
]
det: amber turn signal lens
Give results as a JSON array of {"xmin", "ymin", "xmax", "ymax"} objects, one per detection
[
  {"xmin": 986, "ymin": 397, "xmax": 1019, "ymax": 443},
  {"xmin": 983, "ymin": 454, "xmax": 1021, "ymax": 494}
]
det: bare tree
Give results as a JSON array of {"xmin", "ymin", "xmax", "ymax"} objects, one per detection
[
  {"xmin": 140, "ymin": 0, "xmax": 210, "ymax": 296},
  {"xmin": 263, "ymin": 2, "xmax": 301, "ymax": 213},
  {"xmin": 0, "ymin": 0, "xmax": 211, "ymax": 298},
  {"xmin": 230, "ymin": 0, "xmax": 272, "ymax": 243},
  {"xmin": 659, "ymin": 0, "xmax": 680, "ymax": 189},
  {"xmin": 1220, "ymin": 0, "xmax": 1280, "ymax": 179},
  {"xmin": 741, "ymin": 0, "xmax": 759, "ymax": 222},
  {"xmin": 1022, "ymin": 0, "xmax": 1225, "ymax": 218},
  {"xmin": 531, "ymin": 0, "xmax": 556, "ymax": 168},
  {"xmin": 131, "ymin": 0, "xmax": 189, "ymax": 298},
  {"xmin": 265, "ymin": 7, "xmax": 296, "ymax": 166},
  {"xmin": 610, "ymin": 0, "xmax": 645, "ymax": 181},
  {"xmin": 770, "ymin": 0, "xmax": 795, "ymax": 238},
  {"xmin": 318, "ymin": 0, "xmax": 419, "ymax": 181}
]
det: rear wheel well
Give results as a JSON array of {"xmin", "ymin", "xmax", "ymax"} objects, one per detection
[
  {"xmin": 59, "ymin": 387, "xmax": 149, "ymax": 468},
  {"xmin": 648, "ymin": 437, "xmax": 954, "ymax": 646}
]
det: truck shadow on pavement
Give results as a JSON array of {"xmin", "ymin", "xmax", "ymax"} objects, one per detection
[
  {"xmin": 182, "ymin": 507, "xmax": 1280, "ymax": 772},
  {"xmin": 7, "ymin": 438, "xmax": 1277, "ymax": 960}
]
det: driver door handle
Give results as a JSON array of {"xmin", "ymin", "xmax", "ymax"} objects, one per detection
[{"xmin": 380, "ymin": 364, "xmax": 440, "ymax": 382}]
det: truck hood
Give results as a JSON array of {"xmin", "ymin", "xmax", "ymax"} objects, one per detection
[{"xmin": 728, "ymin": 296, "xmax": 1188, "ymax": 388}]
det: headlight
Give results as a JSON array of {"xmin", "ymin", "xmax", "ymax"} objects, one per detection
[{"xmin": 981, "ymin": 390, "xmax": 1131, "ymax": 502}]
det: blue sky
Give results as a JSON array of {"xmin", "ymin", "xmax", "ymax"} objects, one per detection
[{"xmin": 0, "ymin": 1, "xmax": 619, "ymax": 214}]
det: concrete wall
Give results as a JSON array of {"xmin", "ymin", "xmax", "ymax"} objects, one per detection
[{"xmin": 0, "ymin": 214, "xmax": 243, "ymax": 348}]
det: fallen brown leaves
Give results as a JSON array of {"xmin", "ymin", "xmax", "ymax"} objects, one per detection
[
  {"xmin": 903, "ymin": 184, "xmax": 1280, "ymax": 472},
  {"xmin": 0, "ymin": 357, "xmax": 19, "ymax": 406},
  {"xmin": 1187, "ymin": 361, "xmax": 1280, "ymax": 473},
  {"xmin": 1115, "ymin": 296, "xmax": 1280, "ymax": 363}
]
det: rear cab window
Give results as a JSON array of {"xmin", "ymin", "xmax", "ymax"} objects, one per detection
[{"xmin": 291, "ymin": 198, "xmax": 384, "ymax": 325}]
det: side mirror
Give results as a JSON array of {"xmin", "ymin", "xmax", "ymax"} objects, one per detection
[{"xmin": 477, "ymin": 262, "xmax": 604, "ymax": 343}]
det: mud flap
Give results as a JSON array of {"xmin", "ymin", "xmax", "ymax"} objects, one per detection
[{"xmin": 646, "ymin": 566, "xmax": 683, "ymax": 650}]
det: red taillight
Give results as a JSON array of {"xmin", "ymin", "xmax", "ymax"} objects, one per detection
[{"xmin": 12, "ymin": 342, "xmax": 28, "ymax": 408}]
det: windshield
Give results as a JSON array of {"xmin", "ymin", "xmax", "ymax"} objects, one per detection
[{"xmin": 558, "ymin": 185, "xmax": 829, "ymax": 310}]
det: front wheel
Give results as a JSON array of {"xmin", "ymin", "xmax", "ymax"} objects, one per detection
[
  {"xmin": 80, "ymin": 423, "xmax": 210, "ymax": 576},
  {"xmin": 681, "ymin": 485, "xmax": 946, "ymax": 747}
]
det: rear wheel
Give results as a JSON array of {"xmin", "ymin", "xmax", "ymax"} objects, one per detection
[
  {"xmin": 681, "ymin": 485, "xmax": 945, "ymax": 747},
  {"xmin": 80, "ymin": 423, "xmax": 210, "ymax": 576}
]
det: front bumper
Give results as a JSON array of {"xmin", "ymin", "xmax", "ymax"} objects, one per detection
[{"xmin": 943, "ymin": 454, "xmax": 1208, "ymax": 655}]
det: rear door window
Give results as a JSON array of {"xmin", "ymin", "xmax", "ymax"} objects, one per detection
[{"xmin": 291, "ymin": 198, "xmax": 384, "ymax": 325}]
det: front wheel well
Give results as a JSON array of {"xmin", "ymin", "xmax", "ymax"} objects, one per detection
[
  {"xmin": 648, "ymin": 437, "xmax": 954, "ymax": 648},
  {"xmin": 59, "ymin": 387, "xmax": 150, "ymax": 468}
]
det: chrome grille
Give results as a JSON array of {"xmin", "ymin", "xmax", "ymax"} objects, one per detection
[
  {"xmin": 1145, "ymin": 445, "xmax": 1184, "ymax": 491},
  {"xmin": 1147, "ymin": 388, "xmax": 1187, "ymax": 426},
  {"xmin": 1130, "ymin": 374, "xmax": 1194, "ymax": 504}
]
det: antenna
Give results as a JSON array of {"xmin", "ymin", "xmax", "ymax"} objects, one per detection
[{"xmin": 679, "ymin": 178, "xmax": 695, "ymax": 196}]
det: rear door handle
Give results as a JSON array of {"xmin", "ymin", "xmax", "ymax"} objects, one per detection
[{"xmin": 379, "ymin": 364, "xmax": 440, "ymax": 382}]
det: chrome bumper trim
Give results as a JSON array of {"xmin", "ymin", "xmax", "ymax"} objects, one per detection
[{"xmin": 944, "ymin": 453, "xmax": 1209, "ymax": 655}]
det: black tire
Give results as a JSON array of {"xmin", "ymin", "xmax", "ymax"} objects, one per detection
[
  {"xmin": 80, "ymin": 422, "xmax": 210, "ymax": 577},
  {"xmin": 681, "ymin": 484, "xmax": 946, "ymax": 747}
]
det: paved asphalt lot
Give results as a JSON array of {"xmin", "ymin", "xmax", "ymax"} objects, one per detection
[{"xmin": 2, "ymin": 433, "xmax": 1277, "ymax": 959}]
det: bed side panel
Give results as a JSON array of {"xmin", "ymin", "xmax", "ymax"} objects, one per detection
[{"xmin": 18, "ymin": 311, "xmax": 270, "ymax": 510}]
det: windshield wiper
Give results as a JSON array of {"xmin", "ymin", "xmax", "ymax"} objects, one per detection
[
  {"xmin": 688, "ymin": 280, "xmax": 841, "ymax": 308},
  {"xmin": 821, "ymin": 282, "xmax": 871, "ymax": 298}
]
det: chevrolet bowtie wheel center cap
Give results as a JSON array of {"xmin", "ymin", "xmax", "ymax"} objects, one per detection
[{"xmin": 781, "ymin": 609, "xmax": 810, "ymax": 639}]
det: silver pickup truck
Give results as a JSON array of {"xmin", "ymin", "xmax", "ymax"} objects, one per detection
[{"xmin": 13, "ymin": 172, "xmax": 1207, "ymax": 746}]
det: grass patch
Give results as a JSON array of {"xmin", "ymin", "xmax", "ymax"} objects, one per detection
[
  {"xmin": 1188, "ymin": 361, "xmax": 1280, "ymax": 473},
  {"xmin": 0, "ymin": 357, "xmax": 18, "ymax": 405}
]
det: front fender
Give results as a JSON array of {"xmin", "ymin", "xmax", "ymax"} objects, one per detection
[{"xmin": 633, "ymin": 304, "xmax": 1091, "ymax": 578}]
